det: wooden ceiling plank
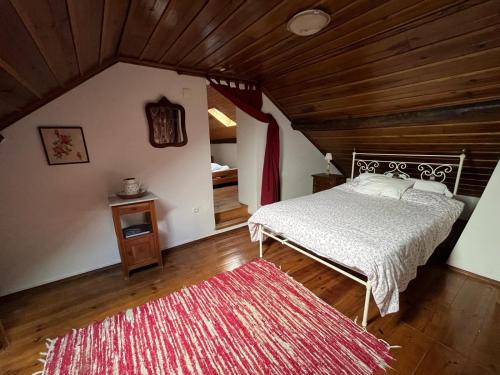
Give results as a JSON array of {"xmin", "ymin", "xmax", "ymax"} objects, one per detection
[
  {"xmin": 0, "ymin": 98, "xmax": 18, "ymax": 118},
  {"xmin": 307, "ymin": 123, "xmax": 500, "ymax": 139},
  {"xmin": 208, "ymin": 85, "xmax": 237, "ymax": 142},
  {"xmin": 100, "ymin": 0, "xmax": 130, "ymax": 63},
  {"xmin": 195, "ymin": 0, "xmax": 332, "ymax": 71},
  {"xmin": 313, "ymin": 136, "xmax": 500, "ymax": 145},
  {"xmin": 263, "ymin": 4, "xmax": 500, "ymax": 91},
  {"xmin": 269, "ymin": 23, "xmax": 500, "ymax": 112},
  {"xmin": 292, "ymin": 100, "xmax": 500, "ymax": 130},
  {"xmin": 118, "ymin": 0, "xmax": 170, "ymax": 58},
  {"xmin": 176, "ymin": 0, "xmax": 283, "ymax": 68},
  {"xmin": 313, "ymin": 132, "xmax": 500, "ymax": 142},
  {"xmin": 0, "ymin": 56, "xmax": 42, "ymax": 99},
  {"xmin": 240, "ymin": 0, "xmax": 439, "ymax": 78},
  {"xmin": 274, "ymin": 48, "xmax": 500, "ymax": 106},
  {"xmin": 160, "ymin": 0, "xmax": 244, "ymax": 66},
  {"xmin": 139, "ymin": 0, "xmax": 207, "ymax": 62},
  {"xmin": 285, "ymin": 68, "xmax": 500, "ymax": 115},
  {"xmin": 312, "ymin": 143, "xmax": 500, "ymax": 152},
  {"xmin": 324, "ymin": 151, "xmax": 500, "ymax": 163},
  {"xmin": 228, "ymin": 0, "xmax": 385, "ymax": 77},
  {"xmin": 67, "ymin": 0, "xmax": 104, "ymax": 74},
  {"xmin": 0, "ymin": 67, "xmax": 38, "ymax": 109},
  {"xmin": 207, "ymin": 0, "xmax": 352, "ymax": 73},
  {"xmin": 0, "ymin": 0, "xmax": 58, "ymax": 96},
  {"xmin": 247, "ymin": 0, "xmax": 482, "ymax": 80},
  {"xmin": 291, "ymin": 85, "xmax": 500, "ymax": 120},
  {"xmin": 9, "ymin": 0, "xmax": 79, "ymax": 85}
]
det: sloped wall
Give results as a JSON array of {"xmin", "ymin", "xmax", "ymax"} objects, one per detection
[
  {"xmin": 237, "ymin": 95, "xmax": 336, "ymax": 213},
  {"xmin": 0, "ymin": 63, "xmax": 217, "ymax": 295},
  {"xmin": 448, "ymin": 161, "xmax": 500, "ymax": 281}
]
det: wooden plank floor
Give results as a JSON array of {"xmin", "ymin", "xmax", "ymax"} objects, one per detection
[{"xmin": 0, "ymin": 227, "xmax": 498, "ymax": 374}]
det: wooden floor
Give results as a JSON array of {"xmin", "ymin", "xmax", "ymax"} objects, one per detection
[{"xmin": 0, "ymin": 227, "xmax": 498, "ymax": 374}]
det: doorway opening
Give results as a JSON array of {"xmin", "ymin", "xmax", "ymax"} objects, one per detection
[{"xmin": 207, "ymin": 86, "xmax": 249, "ymax": 229}]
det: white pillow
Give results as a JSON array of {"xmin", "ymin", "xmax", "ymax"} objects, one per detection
[
  {"xmin": 413, "ymin": 180, "xmax": 453, "ymax": 197},
  {"xmin": 355, "ymin": 173, "xmax": 386, "ymax": 181},
  {"xmin": 211, "ymin": 162, "xmax": 222, "ymax": 171},
  {"xmin": 352, "ymin": 174, "xmax": 415, "ymax": 199}
]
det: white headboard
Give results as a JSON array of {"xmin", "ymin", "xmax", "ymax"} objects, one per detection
[{"xmin": 351, "ymin": 150, "xmax": 466, "ymax": 195}]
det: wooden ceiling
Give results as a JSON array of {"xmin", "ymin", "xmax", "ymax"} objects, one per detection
[
  {"xmin": 0, "ymin": 0, "xmax": 499, "ymax": 195},
  {"xmin": 207, "ymin": 85, "xmax": 236, "ymax": 143}
]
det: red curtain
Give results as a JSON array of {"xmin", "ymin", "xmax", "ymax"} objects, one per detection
[{"xmin": 210, "ymin": 80, "xmax": 280, "ymax": 205}]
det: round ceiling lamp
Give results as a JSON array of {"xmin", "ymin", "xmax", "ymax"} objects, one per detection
[{"xmin": 286, "ymin": 9, "xmax": 331, "ymax": 36}]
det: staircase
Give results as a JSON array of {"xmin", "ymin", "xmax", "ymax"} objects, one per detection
[{"xmin": 215, "ymin": 204, "xmax": 250, "ymax": 230}]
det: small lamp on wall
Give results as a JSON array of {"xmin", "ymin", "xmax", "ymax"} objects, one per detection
[{"xmin": 325, "ymin": 152, "xmax": 333, "ymax": 174}]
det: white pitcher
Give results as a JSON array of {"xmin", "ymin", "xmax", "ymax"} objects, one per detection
[{"xmin": 122, "ymin": 178, "xmax": 141, "ymax": 195}]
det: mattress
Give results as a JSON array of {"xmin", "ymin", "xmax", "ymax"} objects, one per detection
[{"xmin": 248, "ymin": 183, "xmax": 464, "ymax": 315}]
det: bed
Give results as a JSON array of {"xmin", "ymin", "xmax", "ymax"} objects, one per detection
[
  {"xmin": 248, "ymin": 151, "xmax": 466, "ymax": 327},
  {"xmin": 211, "ymin": 162, "xmax": 238, "ymax": 187},
  {"xmin": 212, "ymin": 168, "xmax": 238, "ymax": 187}
]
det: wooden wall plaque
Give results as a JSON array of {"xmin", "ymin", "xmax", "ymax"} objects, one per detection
[{"xmin": 145, "ymin": 96, "xmax": 187, "ymax": 148}]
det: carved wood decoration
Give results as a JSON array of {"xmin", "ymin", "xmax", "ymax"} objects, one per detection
[{"xmin": 145, "ymin": 97, "xmax": 187, "ymax": 148}]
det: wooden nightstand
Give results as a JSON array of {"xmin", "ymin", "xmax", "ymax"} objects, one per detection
[
  {"xmin": 312, "ymin": 173, "xmax": 346, "ymax": 193},
  {"xmin": 109, "ymin": 193, "xmax": 163, "ymax": 278}
]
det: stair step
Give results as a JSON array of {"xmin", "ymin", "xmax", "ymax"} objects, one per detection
[
  {"xmin": 215, "ymin": 214, "xmax": 250, "ymax": 230},
  {"xmin": 215, "ymin": 204, "xmax": 248, "ymax": 224}
]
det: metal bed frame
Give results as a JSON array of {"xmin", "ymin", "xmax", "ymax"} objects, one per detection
[{"xmin": 258, "ymin": 150, "xmax": 466, "ymax": 328}]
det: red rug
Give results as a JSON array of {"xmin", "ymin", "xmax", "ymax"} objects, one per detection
[{"xmin": 38, "ymin": 260, "xmax": 392, "ymax": 374}]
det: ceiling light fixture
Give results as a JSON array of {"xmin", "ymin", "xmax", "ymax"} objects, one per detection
[
  {"xmin": 286, "ymin": 9, "xmax": 331, "ymax": 36},
  {"xmin": 208, "ymin": 108, "xmax": 236, "ymax": 127}
]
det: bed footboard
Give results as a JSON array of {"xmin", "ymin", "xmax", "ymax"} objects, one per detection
[{"xmin": 258, "ymin": 224, "xmax": 372, "ymax": 328}]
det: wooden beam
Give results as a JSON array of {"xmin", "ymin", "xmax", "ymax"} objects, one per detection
[
  {"xmin": 0, "ymin": 57, "xmax": 258, "ymax": 131},
  {"xmin": 118, "ymin": 57, "xmax": 257, "ymax": 83},
  {"xmin": 291, "ymin": 100, "xmax": 500, "ymax": 131},
  {"xmin": 210, "ymin": 138, "xmax": 236, "ymax": 144}
]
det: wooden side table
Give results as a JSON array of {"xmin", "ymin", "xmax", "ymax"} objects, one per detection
[
  {"xmin": 109, "ymin": 193, "xmax": 163, "ymax": 278},
  {"xmin": 312, "ymin": 173, "xmax": 346, "ymax": 193}
]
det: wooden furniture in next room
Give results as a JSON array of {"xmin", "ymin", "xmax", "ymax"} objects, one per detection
[
  {"xmin": 212, "ymin": 168, "xmax": 238, "ymax": 187},
  {"xmin": 109, "ymin": 193, "xmax": 162, "ymax": 278},
  {"xmin": 312, "ymin": 173, "xmax": 346, "ymax": 193}
]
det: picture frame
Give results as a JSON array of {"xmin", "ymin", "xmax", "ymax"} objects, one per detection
[
  {"xmin": 145, "ymin": 96, "xmax": 187, "ymax": 148},
  {"xmin": 38, "ymin": 126, "xmax": 90, "ymax": 165}
]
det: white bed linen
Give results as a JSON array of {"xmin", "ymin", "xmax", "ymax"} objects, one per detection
[
  {"xmin": 211, "ymin": 163, "xmax": 230, "ymax": 172},
  {"xmin": 248, "ymin": 183, "xmax": 464, "ymax": 315}
]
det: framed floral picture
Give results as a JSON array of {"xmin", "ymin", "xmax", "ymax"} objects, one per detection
[{"xmin": 38, "ymin": 126, "xmax": 90, "ymax": 165}]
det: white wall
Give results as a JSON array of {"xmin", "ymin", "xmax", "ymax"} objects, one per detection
[
  {"xmin": 0, "ymin": 63, "xmax": 217, "ymax": 296},
  {"xmin": 237, "ymin": 95, "xmax": 338, "ymax": 213},
  {"xmin": 448, "ymin": 161, "xmax": 500, "ymax": 281},
  {"xmin": 236, "ymin": 108, "xmax": 266, "ymax": 213},
  {"xmin": 210, "ymin": 143, "xmax": 237, "ymax": 167}
]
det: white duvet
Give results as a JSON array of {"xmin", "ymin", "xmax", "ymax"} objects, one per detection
[{"xmin": 248, "ymin": 183, "xmax": 464, "ymax": 315}]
